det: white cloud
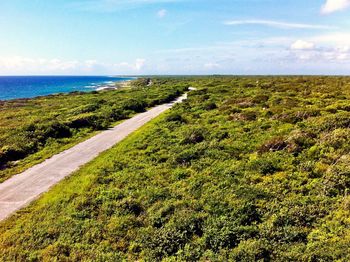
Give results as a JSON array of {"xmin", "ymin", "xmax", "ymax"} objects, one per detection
[
  {"xmin": 311, "ymin": 32, "xmax": 350, "ymax": 45},
  {"xmin": 290, "ymin": 40, "xmax": 315, "ymax": 50},
  {"xmin": 0, "ymin": 56, "xmax": 147, "ymax": 75},
  {"xmin": 135, "ymin": 58, "xmax": 146, "ymax": 70},
  {"xmin": 337, "ymin": 46, "xmax": 350, "ymax": 52},
  {"xmin": 321, "ymin": 0, "xmax": 350, "ymax": 14},
  {"xmin": 204, "ymin": 62, "xmax": 220, "ymax": 70},
  {"xmin": 157, "ymin": 9, "xmax": 167, "ymax": 18},
  {"xmin": 290, "ymin": 49, "xmax": 350, "ymax": 62},
  {"xmin": 224, "ymin": 19, "xmax": 336, "ymax": 30},
  {"xmin": 0, "ymin": 56, "xmax": 81, "ymax": 74},
  {"xmin": 336, "ymin": 53, "xmax": 350, "ymax": 60},
  {"xmin": 113, "ymin": 58, "xmax": 146, "ymax": 71},
  {"xmin": 154, "ymin": 33, "xmax": 350, "ymax": 74},
  {"xmin": 289, "ymin": 38, "xmax": 350, "ymax": 62}
]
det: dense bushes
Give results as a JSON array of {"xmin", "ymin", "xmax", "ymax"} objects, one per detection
[
  {"xmin": 2, "ymin": 76, "xmax": 350, "ymax": 260},
  {"xmin": 165, "ymin": 112, "xmax": 186, "ymax": 123},
  {"xmin": 122, "ymin": 98, "xmax": 148, "ymax": 113},
  {"xmin": 0, "ymin": 79, "xmax": 188, "ymax": 181}
]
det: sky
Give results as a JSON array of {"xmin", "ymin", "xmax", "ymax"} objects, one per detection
[{"xmin": 1, "ymin": 0, "xmax": 350, "ymax": 75}]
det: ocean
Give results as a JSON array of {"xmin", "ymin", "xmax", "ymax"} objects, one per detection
[{"xmin": 0, "ymin": 76, "xmax": 135, "ymax": 101}]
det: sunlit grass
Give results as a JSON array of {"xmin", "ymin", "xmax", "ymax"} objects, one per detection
[
  {"xmin": 2, "ymin": 76, "xmax": 350, "ymax": 260},
  {"xmin": 0, "ymin": 79, "xmax": 188, "ymax": 182}
]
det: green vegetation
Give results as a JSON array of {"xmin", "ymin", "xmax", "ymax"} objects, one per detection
[
  {"xmin": 0, "ymin": 79, "xmax": 187, "ymax": 182},
  {"xmin": 2, "ymin": 76, "xmax": 350, "ymax": 260}
]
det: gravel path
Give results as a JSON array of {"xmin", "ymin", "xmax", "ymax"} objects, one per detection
[{"xmin": 0, "ymin": 93, "xmax": 188, "ymax": 222}]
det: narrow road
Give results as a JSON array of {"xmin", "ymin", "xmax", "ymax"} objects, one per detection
[{"xmin": 0, "ymin": 93, "xmax": 188, "ymax": 222}]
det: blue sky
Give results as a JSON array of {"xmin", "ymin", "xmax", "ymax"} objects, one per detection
[{"xmin": 1, "ymin": 0, "xmax": 350, "ymax": 75}]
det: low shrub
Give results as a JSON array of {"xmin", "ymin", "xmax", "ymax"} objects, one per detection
[
  {"xmin": 165, "ymin": 113, "xmax": 186, "ymax": 123},
  {"xmin": 181, "ymin": 128, "xmax": 206, "ymax": 144},
  {"xmin": 122, "ymin": 99, "xmax": 147, "ymax": 113}
]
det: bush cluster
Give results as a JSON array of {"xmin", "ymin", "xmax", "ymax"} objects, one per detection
[
  {"xmin": 0, "ymin": 79, "xmax": 188, "ymax": 181},
  {"xmin": 2, "ymin": 76, "xmax": 350, "ymax": 260}
]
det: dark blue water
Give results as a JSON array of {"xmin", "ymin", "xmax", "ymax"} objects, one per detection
[{"xmin": 0, "ymin": 76, "xmax": 135, "ymax": 101}]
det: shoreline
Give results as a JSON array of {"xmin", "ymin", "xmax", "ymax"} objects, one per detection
[{"xmin": 95, "ymin": 79, "xmax": 133, "ymax": 91}]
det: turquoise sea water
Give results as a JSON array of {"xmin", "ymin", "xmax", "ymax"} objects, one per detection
[{"xmin": 0, "ymin": 76, "xmax": 134, "ymax": 101}]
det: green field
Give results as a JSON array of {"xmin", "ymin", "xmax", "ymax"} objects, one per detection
[
  {"xmin": 0, "ymin": 79, "xmax": 188, "ymax": 182},
  {"xmin": 1, "ymin": 76, "xmax": 350, "ymax": 260}
]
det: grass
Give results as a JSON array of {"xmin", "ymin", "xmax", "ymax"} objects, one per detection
[
  {"xmin": 0, "ymin": 78, "xmax": 188, "ymax": 182},
  {"xmin": 1, "ymin": 76, "xmax": 350, "ymax": 260}
]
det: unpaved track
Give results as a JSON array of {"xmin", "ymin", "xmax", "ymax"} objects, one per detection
[{"xmin": 0, "ymin": 93, "xmax": 188, "ymax": 222}]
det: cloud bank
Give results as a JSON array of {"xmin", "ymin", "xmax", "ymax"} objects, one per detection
[
  {"xmin": 321, "ymin": 0, "xmax": 350, "ymax": 14},
  {"xmin": 290, "ymin": 40, "xmax": 315, "ymax": 50},
  {"xmin": 0, "ymin": 57, "xmax": 146, "ymax": 75}
]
